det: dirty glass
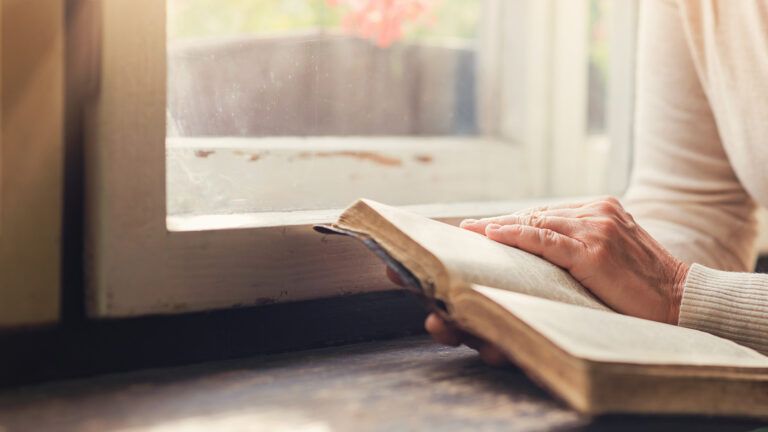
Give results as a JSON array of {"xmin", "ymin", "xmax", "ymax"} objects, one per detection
[{"xmin": 167, "ymin": 0, "xmax": 481, "ymax": 138}]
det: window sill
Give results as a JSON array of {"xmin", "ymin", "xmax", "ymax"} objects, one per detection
[
  {"xmin": 167, "ymin": 136, "xmax": 529, "ymax": 218},
  {"xmin": 166, "ymin": 198, "xmax": 571, "ymax": 232}
]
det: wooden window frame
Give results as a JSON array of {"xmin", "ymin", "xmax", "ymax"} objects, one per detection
[
  {"xmin": 85, "ymin": 0, "xmax": 639, "ymax": 317},
  {"xmin": 0, "ymin": 1, "xmax": 64, "ymax": 328}
]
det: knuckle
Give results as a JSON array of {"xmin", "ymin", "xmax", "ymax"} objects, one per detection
[
  {"xmin": 623, "ymin": 217, "xmax": 638, "ymax": 232},
  {"xmin": 539, "ymin": 228, "xmax": 559, "ymax": 245},
  {"xmin": 528, "ymin": 212, "xmax": 555, "ymax": 230},
  {"xmin": 522, "ymin": 212, "xmax": 539, "ymax": 227},
  {"xmin": 596, "ymin": 217, "xmax": 620, "ymax": 236},
  {"xmin": 624, "ymin": 210, "xmax": 636, "ymax": 222},
  {"xmin": 532, "ymin": 214, "xmax": 548, "ymax": 228},
  {"xmin": 621, "ymin": 209, "xmax": 638, "ymax": 230},
  {"xmin": 595, "ymin": 196, "xmax": 623, "ymax": 215},
  {"xmin": 604, "ymin": 196, "xmax": 622, "ymax": 207},
  {"xmin": 596, "ymin": 201, "xmax": 617, "ymax": 215}
]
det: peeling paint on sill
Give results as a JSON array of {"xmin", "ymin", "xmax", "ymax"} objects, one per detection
[
  {"xmin": 414, "ymin": 154, "xmax": 434, "ymax": 164},
  {"xmin": 297, "ymin": 150, "xmax": 402, "ymax": 167}
]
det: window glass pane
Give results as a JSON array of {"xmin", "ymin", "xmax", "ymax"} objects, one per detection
[
  {"xmin": 165, "ymin": 0, "xmax": 632, "ymax": 217},
  {"xmin": 581, "ymin": 0, "xmax": 614, "ymax": 194},
  {"xmin": 167, "ymin": 0, "xmax": 481, "ymax": 138},
  {"xmin": 165, "ymin": 0, "xmax": 524, "ymax": 217}
]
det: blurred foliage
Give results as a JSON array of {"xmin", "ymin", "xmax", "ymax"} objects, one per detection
[
  {"xmin": 168, "ymin": 0, "xmax": 479, "ymax": 43},
  {"xmin": 168, "ymin": 0, "xmax": 340, "ymax": 40},
  {"xmin": 410, "ymin": 1, "xmax": 480, "ymax": 41},
  {"xmin": 589, "ymin": 0, "xmax": 610, "ymax": 78}
]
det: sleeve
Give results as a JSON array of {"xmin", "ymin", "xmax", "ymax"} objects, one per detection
[
  {"xmin": 623, "ymin": 0, "xmax": 768, "ymax": 354},
  {"xmin": 679, "ymin": 264, "xmax": 768, "ymax": 354},
  {"xmin": 623, "ymin": 0, "xmax": 758, "ymax": 272}
]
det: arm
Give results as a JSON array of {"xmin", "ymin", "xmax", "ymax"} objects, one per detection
[
  {"xmin": 624, "ymin": 0, "xmax": 768, "ymax": 354},
  {"xmin": 398, "ymin": 0, "xmax": 768, "ymax": 360},
  {"xmin": 622, "ymin": 0, "xmax": 759, "ymax": 273}
]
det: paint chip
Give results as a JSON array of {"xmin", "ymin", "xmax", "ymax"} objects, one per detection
[
  {"xmin": 298, "ymin": 151, "xmax": 402, "ymax": 167},
  {"xmin": 414, "ymin": 154, "xmax": 433, "ymax": 164}
]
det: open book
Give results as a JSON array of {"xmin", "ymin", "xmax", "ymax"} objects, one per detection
[{"xmin": 315, "ymin": 199, "xmax": 768, "ymax": 418}]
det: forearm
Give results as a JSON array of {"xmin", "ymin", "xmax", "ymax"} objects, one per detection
[
  {"xmin": 678, "ymin": 264, "xmax": 768, "ymax": 355},
  {"xmin": 624, "ymin": 0, "xmax": 759, "ymax": 272},
  {"xmin": 623, "ymin": 200, "xmax": 758, "ymax": 272}
]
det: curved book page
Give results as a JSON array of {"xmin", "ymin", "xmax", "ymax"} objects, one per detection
[
  {"xmin": 472, "ymin": 285, "xmax": 768, "ymax": 367},
  {"xmin": 352, "ymin": 199, "xmax": 608, "ymax": 311}
]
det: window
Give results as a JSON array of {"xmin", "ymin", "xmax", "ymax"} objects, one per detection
[
  {"xmin": 0, "ymin": 1, "xmax": 64, "ymax": 327},
  {"xmin": 166, "ymin": 0, "xmax": 530, "ymax": 218},
  {"xmin": 85, "ymin": 0, "xmax": 639, "ymax": 317}
]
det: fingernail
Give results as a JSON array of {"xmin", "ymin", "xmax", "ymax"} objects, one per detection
[
  {"xmin": 461, "ymin": 218, "xmax": 478, "ymax": 226},
  {"xmin": 486, "ymin": 223, "xmax": 502, "ymax": 231}
]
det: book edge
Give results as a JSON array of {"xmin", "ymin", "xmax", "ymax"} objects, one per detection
[{"xmin": 452, "ymin": 288, "xmax": 768, "ymax": 418}]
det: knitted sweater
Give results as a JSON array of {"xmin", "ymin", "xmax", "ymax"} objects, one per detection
[{"xmin": 623, "ymin": 0, "xmax": 768, "ymax": 354}]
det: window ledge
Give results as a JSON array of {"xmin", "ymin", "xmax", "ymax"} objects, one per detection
[
  {"xmin": 166, "ymin": 136, "xmax": 529, "ymax": 218},
  {"xmin": 166, "ymin": 197, "xmax": 580, "ymax": 232}
]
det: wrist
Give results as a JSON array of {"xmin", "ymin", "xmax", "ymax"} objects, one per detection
[{"xmin": 667, "ymin": 261, "xmax": 690, "ymax": 325}]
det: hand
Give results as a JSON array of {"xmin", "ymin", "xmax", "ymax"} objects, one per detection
[
  {"xmin": 386, "ymin": 267, "xmax": 509, "ymax": 366},
  {"xmin": 386, "ymin": 197, "xmax": 689, "ymax": 367},
  {"xmin": 462, "ymin": 197, "xmax": 689, "ymax": 324}
]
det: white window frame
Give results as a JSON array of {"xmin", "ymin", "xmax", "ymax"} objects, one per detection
[
  {"xmin": 0, "ymin": 1, "xmax": 64, "ymax": 327},
  {"xmin": 85, "ymin": 0, "xmax": 639, "ymax": 317}
]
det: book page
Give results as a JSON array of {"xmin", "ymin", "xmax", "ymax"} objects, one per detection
[
  {"xmin": 360, "ymin": 200, "xmax": 609, "ymax": 311},
  {"xmin": 472, "ymin": 285, "xmax": 768, "ymax": 367}
]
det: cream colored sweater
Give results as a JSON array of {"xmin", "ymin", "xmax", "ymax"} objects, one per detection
[{"xmin": 623, "ymin": 0, "xmax": 768, "ymax": 354}]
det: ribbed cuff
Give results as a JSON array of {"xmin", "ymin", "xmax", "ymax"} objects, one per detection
[{"xmin": 678, "ymin": 263, "xmax": 768, "ymax": 355}]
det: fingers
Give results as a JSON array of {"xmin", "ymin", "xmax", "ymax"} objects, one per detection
[
  {"xmin": 424, "ymin": 314, "xmax": 509, "ymax": 367},
  {"xmin": 425, "ymin": 313, "xmax": 462, "ymax": 346},
  {"xmin": 511, "ymin": 200, "xmax": 591, "ymax": 216},
  {"xmin": 473, "ymin": 214, "xmax": 578, "ymax": 236},
  {"xmin": 460, "ymin": 201, "xmax": 588, "ymax": 234},
  {"xmin": 485, "ymin": 224, "xmax": 583, "ymax": 270}
]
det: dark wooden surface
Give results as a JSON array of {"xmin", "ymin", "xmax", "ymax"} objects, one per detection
[
  {"xmin": 0, "ymin": 290, "xmax": 426, "ymax": 388},
  {"xmin": 0, "ymin": 337, "xmax": 764, "ymax": 432},
  {"xmin": 7, "ymin": 252, "xmax": 759, "ymax": 389}
]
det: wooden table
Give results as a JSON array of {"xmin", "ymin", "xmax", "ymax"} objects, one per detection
[{"xmin": 0, "ymin": 337, "xmax": 764, "ymax": 431}]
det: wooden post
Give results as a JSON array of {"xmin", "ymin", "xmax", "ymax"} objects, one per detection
[{"xmin": 0, "ymin": 0, "xmax": 64, "ymax": 328}]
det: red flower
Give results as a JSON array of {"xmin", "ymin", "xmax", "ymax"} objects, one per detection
[{"xmin": 327, "ymin": 0, "xmax": 438, "ymax": 48}]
